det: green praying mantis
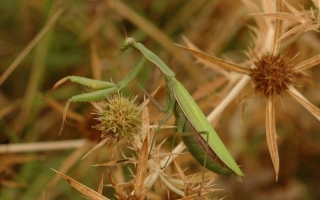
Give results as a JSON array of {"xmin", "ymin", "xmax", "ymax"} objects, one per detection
[{"xmin": 50, "ymin": 37, "xmax": 244, "ymax": 179}]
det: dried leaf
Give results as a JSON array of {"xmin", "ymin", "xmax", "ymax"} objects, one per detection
[
  {"xmin": 284, "ymin": 1, "xmax": 301, "ymax": 16},
  {"xmin": 174, "ymin": 160, "xmax": 188, "ymax": 195},
  {"xmin": 256, "ymin": 13, "xmax": 302, "ymax": 22},
  {"xmin": 93, "ymin": 158, "xmax": 138, "ymax": 167},
  {"xmin": 242, "ymin": 0, "xmax": 269, "ymax": 34},
  {"xmin": 182, "ymin": 36, "xmax": 229, "ymax": 76},
  {"xmin": 280, "ymin": 24, "xmax": 306, "ymax": 40},
  {"xmin": 265, "ymin": 99, "xmax": 279, "ymax": 181},
  {"xmin": 160, "ymin": 173, "xmax": 185, "ymax": 197},
  {"xmin": 272, "ymin": 0, "xmax": 283, "ymax": 55},
  {"xmin": 287, "ymin": 86, "xmax": 320, "ymax": 121},
  {"xmin": 176, "ymin": 44, "xmax": 252, "ymax": 75},
  {"xmin": 294, "ymin": 54, "xmax": 320, "ymax": 71},
  {"xmin": 108, "ymin": 173, "xmax": 128, "ymax": 199},
  {"xmin": 52, "ymin": 169, "xmax": 109, "ymax": 200},
  {"xmin": 134, "ymin": 135, "xmax": 149, "ymax": 198},
  {"xmin": 98, "ymin": 174, "xmax": 104, "ymax": 194}
]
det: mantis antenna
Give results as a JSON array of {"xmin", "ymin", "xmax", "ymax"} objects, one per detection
[{"xmin": 113, "ymin": 0, "xmax": 127, "ymax": 39}]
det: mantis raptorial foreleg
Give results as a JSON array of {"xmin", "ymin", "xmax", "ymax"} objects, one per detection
[{"xmin": 48, "ymin": 56, "xmax": 147, "ymax": 135}]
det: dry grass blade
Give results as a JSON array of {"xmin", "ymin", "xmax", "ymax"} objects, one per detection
[
  {"xmin": 177, "ymin": 44, "xmax": 252, "ymax": 75},
  {"xmin": 1, "ymin": 175, "xmax": 27, "ymax": 188},
  {"xmin": 0, "ymin": 140, "xmax": 87, "ymax": 153},
  {"xmin": 287, "ymin": 86, "xmax": 320, "ymax": 121},
  {"xmin": 51, "ymin": 168, "xmax": 110, "ymax": 200},
  {"xmin": 0, "ymin": 99, "xmax": 21, "ymax": 119},
  {"xmin": 293, "ymin": 54, "xmax": 320, "ymax": 71},
  {"xmin": 44, "ymin": 96, "xmax": 84, "ymax": 122},
  {"xmin": 266, "ymin": 99, "xmax": 279, "ymax": 181},
  {"xmin": 0, "ymin": 7, "xmax": 64, "ymax": 86},
  {"xmin": 134, "ymin": 134, "xmax": 149, "ymax": 198},
  {"xmin": 1, "ymin": 154, "xmax": 38, "ymax": 188}
]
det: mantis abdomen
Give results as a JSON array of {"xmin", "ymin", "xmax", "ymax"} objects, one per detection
[{"xmin": 173, "ymin": 102, "xmax": 239, "ymax": 178}]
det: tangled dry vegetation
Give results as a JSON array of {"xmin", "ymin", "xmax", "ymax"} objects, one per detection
[{"xmin": 1, "ymin": 0, "xmax": 320, "ymax": 199}]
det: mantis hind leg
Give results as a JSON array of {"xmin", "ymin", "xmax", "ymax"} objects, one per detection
[
  {"xmin": 138, "ymin": 84, "xmax": 173, "ymax": 132},
  {"xmin": 179, "ymin": 128, "xmax": 210, "ymax": 184},
  {"xmin": 137, "ymin": 84, "xmax": 176, "ymax": 157},
  {"xmin": 137, "ymin": 84, "xmax": 166, "ymax": 112},
  {"xmin": 161, "ymin": 116, "xmax": 187, "ymax": 170}
]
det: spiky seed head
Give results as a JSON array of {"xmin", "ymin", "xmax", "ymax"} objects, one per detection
[
  {"xmin": 250, "ymin": 53, "xmax": 300, "ymax": 99},
  {"xmin": 91, "ymin": 94, "xmax": 142, "ymax": 142}
]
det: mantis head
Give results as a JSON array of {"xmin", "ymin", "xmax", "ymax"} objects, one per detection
[{"xmin": 120, "ymin": 37, "xmax": 136, "ymax": 52}]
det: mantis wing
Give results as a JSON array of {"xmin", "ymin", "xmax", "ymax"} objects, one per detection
[{"xmin": 172, "ymin": 79, "xmax": 244, "ymax": 177}]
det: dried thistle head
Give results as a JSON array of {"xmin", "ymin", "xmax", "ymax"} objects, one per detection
[
  {"xmin": 259, "ymin": 1, "xmax": 320, "ymax": 40},
  {"xmin": 177, "ymin": 0, "xmax": 320, "ymax": 182},
  {"xmin": 250, "ymin": 53, "xmax": 300, "ymax": 99},
  {"xmin": 92, "ymin": 94, "xmax": 142, "ymax": 142}
]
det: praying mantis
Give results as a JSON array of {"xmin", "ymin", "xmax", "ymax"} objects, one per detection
[{"xmin": 50, "ymin": 37, "xmax": 244, "ymax": 179}]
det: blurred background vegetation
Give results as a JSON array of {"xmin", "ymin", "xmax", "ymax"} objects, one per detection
[{"xmin": 1, "ymin": 0, "xmax": 320, "ymax": 199}]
